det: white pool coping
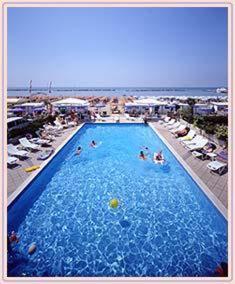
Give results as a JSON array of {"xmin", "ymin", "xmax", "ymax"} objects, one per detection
[
  {"xmin": 7, "ymin": 123, "xmax": 85, "ymax": 207},
  {"xmin": 149, "ymin": 122, "xmax": 227, "ymax": 220}
]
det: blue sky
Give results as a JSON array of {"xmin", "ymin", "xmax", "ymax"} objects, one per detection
[{"xmin": 8, "ymin": 8, "xmax": 228, "ymax": 87}]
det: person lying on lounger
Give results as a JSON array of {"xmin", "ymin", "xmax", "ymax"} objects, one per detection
[
  {"xmin": 139, "ymin": 151, "xmax": 147, "ymax": 160},
  {"xmin": 153, "ymin": 150, "xmax": 165, "ymax": 164},
  {"xmin": 174, "ymin": 127, "xmax": 190, "ymax": 138}
]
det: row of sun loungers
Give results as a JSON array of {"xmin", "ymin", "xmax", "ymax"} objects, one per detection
[
  {"xmin": 7, "ymin": 124, "xmax": 64, "ymax": 167},
  {"xmin": 160, "ymin": 116, "xmax": 228, "ymax": 175}
]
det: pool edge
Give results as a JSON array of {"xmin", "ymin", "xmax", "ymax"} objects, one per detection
[{"xmin": 149, "ymin": 122, "xmax": 228, "ymax": 220}]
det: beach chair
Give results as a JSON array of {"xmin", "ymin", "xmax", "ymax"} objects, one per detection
[
  {"xmin": 19, "ymin": 137, "xmax": 40, "ymax": 151},
  {"xmin": 186, "ymin": 138, "xmax": 208, "ymax": 151},
  {"xmin": 125, "ymin": 113, "xmax": 135, "ymax": 121},
  {"xmin": 178, "ymin": 130, "xmax": 196, "ymax": 142},
  {"xmin": 164, "ymin": 119, "xmax": 176, "ymax": 127},
  {"xmin": 159, "ymin": 116, "xmax": 171, "ymax": 124},
  {"xmin": 207, "ymin": 160, "xmax": 227, "ymax": 175},
  {"xmin": 7, "ymin": 155, "xmax": 19, "ymax": 165},
  {"xmin": 191, "ymin": 143, "xmax": 217, "ymax": 160},
  {"xmin": 30, "ymin": 138, "xmax": 52, "ymax": 146},
  {"xmin": 170, "ymin": 124, "xmax": 186, "ymax": 134},
  {"xmin": 167, "ymin": 121, "xmax": 180, "ymax": 130},
  {"xmin": 54, "ymin": 120, "xmax": 66, "ymax": 130},
  {"xmin": 181, "ymin": 135, "xmax": 201, "ymax": 146},
  {"xmin": 7, "ymin": 144, "xmax": 29, "ymax": 158},
  {"xmin": 96, "ymin": 114, "xmax": 106, "ymax": 122}
]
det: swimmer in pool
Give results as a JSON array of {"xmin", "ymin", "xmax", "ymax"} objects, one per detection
[
  {"xmin": 139, "ymin": 150, "xmax": 147, "ymax": 160},
  {"xmin": 90, "ymin": 140, "xmax": 97, "ymax": 148},
  {"xmin": 153, "ymin": 150, "xmax": 165, "ymax": 164},
  {"xmin": 76, "ymin": 146, "xmax": 82, "ymax": 155},
  {"xmin": 9, "ymin": 231, "xmax": 19, "ymax": 243}
]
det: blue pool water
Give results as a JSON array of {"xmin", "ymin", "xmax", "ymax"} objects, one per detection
[{"xmin": 8, "ymin": 124, "xmax": 227, "ymax": 277}]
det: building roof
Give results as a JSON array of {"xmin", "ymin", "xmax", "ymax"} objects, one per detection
[
  {"xmin": 125, "ymin": 98, "xmax": 167, "ymax": 107},
  {"xmin": 7, "ymin": 117, "xmax": 23, "ymax": 123},
  {"xmin": 17, "ymin": 102, "xmax": 45, "ymax": 107},
  {"xmin": 7, "ymin": 98, "xmax": 25, "ymax": 104},
  {"xmin": 210, "ymin": 102, "xmax": 228, "ymax": 106},
  {"xmin": 52, "ymin": 98, "xmax": 90, "ymax": 107}
]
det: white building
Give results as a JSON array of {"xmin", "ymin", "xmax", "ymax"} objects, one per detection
[
  {"xmin": 7, "ymin": 117, "xmax": 29, "ymax": 132},
  {"xmin": 13, "ymin": 102, "xmax": 46, "ymax": 114},
  {"xmin": 210, "ymin": 102, "xmax": 228, "ymax": 114},
  {"xmin": 125, "ymin": 98, "xmax": 174, "ymax": 115},
  {"xmin": 52, "ymin": 98, "xmax": 90, "ymax": 114},
  {"xmin": 193, "ymin": 103, "xmax": 213, "ymax": 115}
]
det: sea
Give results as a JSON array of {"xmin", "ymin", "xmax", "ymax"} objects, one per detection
[{"xmin": 7, "ymin": 87, "xmax": 228, "ymax": 98}]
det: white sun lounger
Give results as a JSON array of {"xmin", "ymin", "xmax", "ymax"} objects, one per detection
[
  {"xmin": 178, "ymin": 130, "xmax": 196, "ymax": 142},
  {"xmin": 19, "ymin": 138, "xmax": 40, "ymax": 151},
  {"xmin": 168, "ymin": 121, "xmax": 180, "ymax": 130},
  {"xmin": 96, "ymin": 114, "xmax": 106, "ymax": 122},
  {"xmin": 159, "ymin": 116, "xmax": 171, "ymax": 124},
  {"xmin": 164, "ymin": 119, "xmax": 176, "ymax": 127},
  {"xmin": 207, "ymin": 160, "xmax": 227, "ymax": 175},
  {"xmin": 170, "ymin": 124, "xmax": 186, "ymax": 134},
  {"xmin": 7, "ymin": 155, "xmax": 19, "ymax": 165},
  {"xmin": 125, "ymin": 113, "xmax": 135, "ymax": 121},
  {"xmin": 54, "ymin": 120, "xmax": 66, "ymax": 130},
  {"xmin": 181, "ymin": 135, "xmax": 201, "ymax": 146},
  {"xmin": 186, "ymin": 138, "xmax": 208, "ymax": 151},
  {"xmin": 7, "ymin": 144, "xmax": 29, "ymax": 158}
]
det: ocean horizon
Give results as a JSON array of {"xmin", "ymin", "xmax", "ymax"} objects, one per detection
[{"xmin": 7, "ymin": 87, "xmax": 228, "ymax": 98}]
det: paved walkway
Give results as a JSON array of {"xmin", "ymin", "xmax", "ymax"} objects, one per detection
[
  {"xmin": 7, "ymin": 127, "xmax": 76, "ymax": 198},
  {"xmin": 151, "ymin": 122, "xmax": 228, "ymax": 209}
]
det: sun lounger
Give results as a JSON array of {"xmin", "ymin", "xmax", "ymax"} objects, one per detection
[
  {"xmin": 7, "ymin": 144, "xmax": 29, "ymax": 158},
  {"xmin": 164, "ymin": 119, "xmax": 176, "ymax": 127},
  {"xmin": 7, "ymin": 155, "xmax": 19, "ymax": 165},
  {"xmin": 186, "ymin": 138, "xmax": 208, "ymax": 151},
  {"xmin": 181, "ymin": 135, "xmax": 201, "ymax": 146},
  {"xmin": 37, "ymin": 149, "xmax": 54, "ymax": 160},
  {"xmin": 30, "ymin": 138, "xmax": 51, "ymax": 146},
  {"xmin": 96, "ymin": 114, "xmax": 106, "ymax": 122},
  {"xmin": 19, "ymin": 138, "xmax": 40, "ymax": 151},
  {"xmin": 170, "ymin": 124, "xmax": 186, "ymax": 134},
  {"xmin": 125, "ymin": 113, "xmax": 135, "ymax": 121},
  {"xmin": 168, "ymin": 121, "xmax": 180, "ymax": 130},
  {"xmin": 159, "ymin": 116, "xmax": 171, "ymax": 124},
  {"xmin": 54, "ymin": 120, "xmax": 67, "ymax": 130},
  {"xmin": 178, "ymin": 130, "xmax": 196, "ymax": 142},
  {"xmin": 207, "ymin": 160, "xmax": 227, "ymax": 175}
]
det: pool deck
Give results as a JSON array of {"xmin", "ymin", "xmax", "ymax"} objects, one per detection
[
  {"xmin": 150, "ymin": 121, "xmax": 228, "ymax": 212},
  {"xmin": 7, "ymin": 127, "xmax": 76, "ymax": 198},
  {"xmin": 7, "ymin": 119, "xmax": 228, "ymax": 216}
]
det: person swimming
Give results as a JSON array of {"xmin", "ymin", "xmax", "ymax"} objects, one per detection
[
  {"xmin": 76, "ymin": 146, "xmax": 82, "ymax": 155},
  {"xmin": 139, "ymin": 150, "xmax": 147, "ymax": 160},
  {"xmin": 9, "ymin": 231, "xmax": 19, "ymax": 244},
  {"xmin": 153, "ymin": 150, "xmax": 165, "ymax": 164},
  {"xmin": 90, "ymin": 140, "xmax": 97, "ymax": 148}
]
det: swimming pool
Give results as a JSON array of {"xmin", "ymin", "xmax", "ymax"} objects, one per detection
[{"xmin": 7, "ymin": 123, "xmax": 227, "ymax": 277}]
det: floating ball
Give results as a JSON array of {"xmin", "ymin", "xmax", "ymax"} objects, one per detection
[{"xmin": 110, "ymin": 198, "xmax": 119, "ymax": 208}]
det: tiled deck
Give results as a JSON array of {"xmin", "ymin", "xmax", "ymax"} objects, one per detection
[
  {"xmin": 151, "ymin": 121, "xmax": 228, "ymax": 210},
  {"xmin": 7, "ymin": 127, "xmax": 76, "ymax": 198}
]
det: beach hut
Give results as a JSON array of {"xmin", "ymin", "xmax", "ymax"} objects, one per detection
[
  {"xmin": 125, "ymin": 98, "xmax": 169, "ymax": 115},
  {"xmin": 52, "ymin": 98, "xmax": 90, "ymax": 116}
]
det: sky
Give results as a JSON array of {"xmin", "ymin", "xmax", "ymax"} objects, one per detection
[{"xmin": 8, "ymin": 7, "xmax": 228, "ymax": 87}]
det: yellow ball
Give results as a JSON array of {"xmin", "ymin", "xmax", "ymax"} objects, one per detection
[{"xmin": 110, "ymin": 198, "xmax": 119, "ymax": 208}]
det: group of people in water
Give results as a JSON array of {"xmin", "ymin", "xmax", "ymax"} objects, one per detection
[
  {"xmin": 76, "ymin": 140, "xmax": 98, "ymax": 155},
  {"xmin": 76, "ymin": 142, "xmax": 165, "ymax": 164},
  {"xmin": 139, "ymin": 146, "xmax": 165, "ymax": 164}
]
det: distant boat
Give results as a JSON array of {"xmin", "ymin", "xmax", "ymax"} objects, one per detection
[{"xmin": 216, "ymin": 87, "xmax": 227, "ymax": 93}]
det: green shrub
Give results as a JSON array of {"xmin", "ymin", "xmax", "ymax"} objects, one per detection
[{"xmin": 215, "ymin": 125, "xmax": 228, "ymax": 141}]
